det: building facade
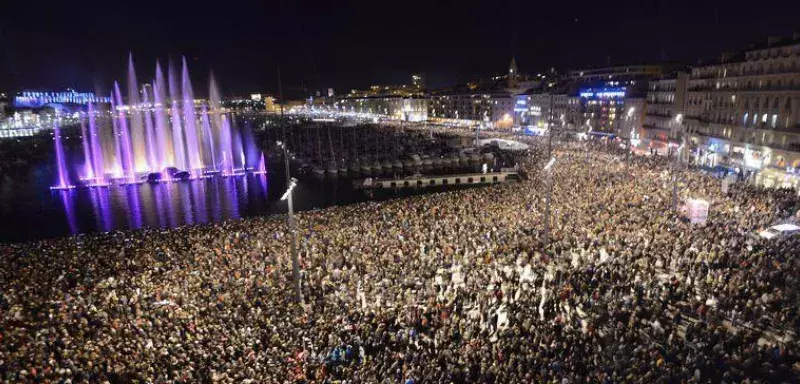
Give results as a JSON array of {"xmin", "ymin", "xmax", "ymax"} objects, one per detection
[
  {"xmin": 427, "ymin": 92, "xmax": 514, "ymax": 129},
  {"xmin": 578, "ymin": 87, "xmax": 629, "ymax": 134},
  {"xmin": 337, "ymin": 96, "xmax": 428, "ymax": 121},
  {"xmin": 642, "ymin": 72, "xmax": 688, "ymax": 153},
  {"xmin": 514, "ymin": 93, "xmax": 581, "ymax": 132},
  {"xmin": 684, "ymin": 35, "xmax": 800, "ymax": 189},
  {"xmin": 570, "ymin": 64, "xmax": 666, "ymax": 84}
]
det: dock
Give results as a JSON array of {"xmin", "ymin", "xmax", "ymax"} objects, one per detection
[{"xmin": 353, "ymin": 171, "xmax": 519, "ymax": 190}]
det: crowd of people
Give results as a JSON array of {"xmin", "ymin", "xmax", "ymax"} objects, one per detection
[{"xmin": 1, "ymin": 137, "xmax": 799, "ymax": 383}]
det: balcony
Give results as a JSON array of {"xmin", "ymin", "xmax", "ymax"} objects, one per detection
[
  {"xmin": 647, "ymin": 99, "xmax": 675, "ymax": 106},
  {"xmin": 645, "ymin": 111, "xmax": 673, "ymax": 119}
]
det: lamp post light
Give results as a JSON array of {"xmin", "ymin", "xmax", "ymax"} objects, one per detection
[
  {"xmin": 543, "ymin": 156, "xmax": 556, "ymax": 246},
  {"xmin": 279, "ymin": 138, "xmax": 303, "ymax": 303},
  {"xmin": 671, "ymin": 114, "xmax": 684, "ymax": 211},
  {"xmin": 625, "ymin": 107, "xmax": 635, "ymax": 170},
  {"xmin": 281, "ymin": 177, "xmax": 302, "ymax": 304}
]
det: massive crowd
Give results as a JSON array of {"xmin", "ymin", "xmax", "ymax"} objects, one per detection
[{"xmin": 1, "ymin": 138, "xmax": 799, "ymax": 383}]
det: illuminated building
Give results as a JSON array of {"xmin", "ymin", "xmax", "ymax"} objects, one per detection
[
  {"xmin": 684, "ymin": 34, "xmax": 800, "ymax": 189},
  {"xmin": 427, "ymin": 92, "xmax": 513, "ymax": 129},
  {"xmin": 508, "ymin": 58, "xmax": 519, "ymax": 88},
  {"xmin": 641, "ymin": 72, "xmax": 688, "ymax": 153},
  {"xmin": 337, "ymin": 96, "xmax": 427, "ymax": 121},
  {"xmin": 515, "ymin": 93, "xmax": 581, "ymax": 132},
  {"xmin": 570, "ymin": 64, "xmax": 666, "ymax": 83},
  {"xmin": 347, "ymin": 74, "xmax": 425, "ymax": 98},
  {"xmin": 14, "ymin": 90, "xmax": 111, "ymax": 109},
  {"xmin": 411, "ymin": 74, "xmax": 426, "ymax": 92},
  {"xmin": 578, "ymin": 87, "xmax": 629, "ymax": 133},
  {"xmin": 264, "ymin": 96, "xmax": 276, "ymax": 112}
]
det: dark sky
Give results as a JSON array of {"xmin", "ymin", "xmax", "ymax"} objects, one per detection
[{"xmin": 1, "ymin": 0, "xmax": 799, "ymax": 98}]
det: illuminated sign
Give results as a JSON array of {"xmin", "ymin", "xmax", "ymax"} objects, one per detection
[
  {"xmin": 250, "ymin": 94, "xmax": 262, "ymax": 101},
  {"xmin": 579, "ymin": 87, "xmax": 626, "ymax": 99},
  {"xmin": 514, "ymin": 97, "xmax": 528, "ymax": 112}
]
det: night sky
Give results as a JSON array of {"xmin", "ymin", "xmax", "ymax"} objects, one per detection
[{"xmin": 1, "ymin": 0, "xmax": 799, "ymax": 98}]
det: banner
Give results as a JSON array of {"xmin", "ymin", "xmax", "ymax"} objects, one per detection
[{"xmin": 687, "ymin": 199, "xmax": 710, "ymax": 225}]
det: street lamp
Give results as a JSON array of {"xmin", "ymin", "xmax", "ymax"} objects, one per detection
[
  {"xmin": 281, "ymin": 177, "xmax": 302, "ymax": 303},
  {"xmin": 543, "ymin": 156, "xmax": 556, "ymax": 246},
  {"xmin": 671, "ymin": 114, "xmax": 684, "ymax": 211},
  {"xmin": 625, "ymin": 107, "xmax": 636, "ymax": 169},
  {"xmin": 280, "ymin": 136, "xmax": 303, "ymax": 303}
]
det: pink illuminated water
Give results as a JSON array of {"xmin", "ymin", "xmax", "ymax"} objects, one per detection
[{"xmin": 53, "ymin": 123, "xmax": 72, "ymax": 189}]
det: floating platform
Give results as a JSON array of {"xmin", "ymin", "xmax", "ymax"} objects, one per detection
[{"xmin": 353, "ymin": 171, "xmax": 518, "ymax": 190}]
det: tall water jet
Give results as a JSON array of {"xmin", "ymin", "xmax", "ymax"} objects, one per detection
[
  {"xmin": 113, "ymin": 81, "xmax": 136, "ymax": 180},
  {"xmin": 127, "ymin": 53, "xmax": 148, "ymax": 172},
  {"xmin": 181, "ymin": 56, "xmax": 202, "ymax": 170},
  {"xmin": 153, "ymin": 62, "xmax": 174, "ymax": 168},
  {"xmin": 110, "ymin": 97, "xmax": 124, "ymax": 177},
  {"xmin": 208, "ymin": 71, "xmax": 223, "ymax": 151},
  {"xmin": 87, "ymin": 103, "xmax": 105, "ymax": 181},
  {"xmin": 232, "ymin": 128, "xmax": 245, "ymax": 169},
  {"xmin": 52, "ymin": 123, "xmax": 72, "ymax": 189},
  {"xmin": 141, "ymin": 84, "xmax": 159, "ymax": 171},
  {"xmin": 200, "ymin": 105, "xmax": 217, "ymax": 171},
  {"xmin": 168, "ymin": 60, "xmax": 188, "ymax": 171},
  {"xmin": 220, "ymin": 114, "xmax": 234, "ymax": 174},
  {"xmin": 241, "ymin": 122, "xmax": 259, "ymax": 169},
  {"xmin": 79, "ymin": 116, "xmax": 95, "ymax": 180},
  {"xmin": 256, "ymin": 152, "xmax": 266, "ymax": 174}
]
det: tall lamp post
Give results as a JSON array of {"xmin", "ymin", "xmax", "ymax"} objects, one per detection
[
  {"xmin": 543, "ymin": 156, "xmax": 556, "ymax": 246},
  {"xmin": 671, "ymin": 114, "xmax": 684, "ymax": 211},
  {"xmin": 280, "ymin": 162, "xmax": 302, "ymax": 303},
  {"xmin": 625, "ymin": 107, "xmax": 636, "ymax": 169}
]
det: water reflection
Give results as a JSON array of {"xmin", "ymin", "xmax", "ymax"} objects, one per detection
[
  {"xmin": 88, "ymin": 187, "xmax": 113, "ymax": 232},
  {"xmin": 51, "ymin": 174, "xmax": 278, "ymax": 236},
  {"xmin": 59, "ymin": 190, "xmax": 78, "ymax": 234}
]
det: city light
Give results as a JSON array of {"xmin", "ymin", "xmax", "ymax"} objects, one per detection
[
  {"xmin": 281, "ymin": 178, "xmax": 298, "ymax": 201},
  {"xmin": 544, "ymin": 157, "xmax": 556, "ymax": 171}
]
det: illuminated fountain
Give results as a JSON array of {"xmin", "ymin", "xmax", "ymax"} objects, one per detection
[
  {"xmin": 53, "ymin": 54, "xmax": 264, "ymax": 190},
  {"xmin": 51, "ymin": 123, "xmax": 74, "ymax": 190}
]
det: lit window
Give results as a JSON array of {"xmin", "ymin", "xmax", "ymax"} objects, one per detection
[
  {"xmin": 762, "ymin": 114, "xmax": 768, "ymax": 123},
  {"xmin": 771, "ymin": 114, "xmax": 777, "ymax": 128}
]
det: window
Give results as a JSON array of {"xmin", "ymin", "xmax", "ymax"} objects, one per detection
[
  {"xmin": 753, "ymin": 113, "xmax": 758, "ymax": 125},
  {"xmin": 771, "ymin": 114, "xmax": 778, "ymax": 128},
  {"xmin": 762, "ymin": 114, "xmax": 768, "ymax": 123},
  {"xmin": 743, "ymin": 113, "xmax": 749, "ymax": 126}
]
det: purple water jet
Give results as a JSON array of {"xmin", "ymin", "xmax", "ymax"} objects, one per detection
[
  {"xmin": 52, "ymin": 123, "xmax": 72, "ymax": 189},
  {"xmin": 232, "ymin": 128, "xmax": 245, "ymax": 169},
  {"xmin": 154, "ymin": 62, "xmax": 174, "ymax": 168},
  {"xmin": 254, "ymin": 152, "xmax": 267, "ymax": 174},
  {"xmin": 87, "ymin": 103, "xmax": 106, "ymax": 182},
  {"xmin": 110, "ymin": 97, "xmax": 124, "ymax": 177},
  {"xmin": 127, "ymin": 53, "xmax": 148, "ymax": 172},
  {"xmin": 141, "ymin": 84, "xmax": 159, "ymax": 171},
  {"xmin": 113, "ymin": 82, "xmax": 136, "ymax": 181},
  {"xmin": 200, "ymin": 105, "xmax": 217, "ymax": 171},
  {"xmin": 181, "ymin": 57, "xmax": 202, "ymax": 170},
  {"xmin": 168, "ymin": 60, "xmax": 188, "ymax": 171},
  {"xmin": 219, "ymin": 115, "xmax": 234, "ymax": 174},
  {"xmin": 79, "ymin": 116, "xmax": 95, "ymax": 180}
]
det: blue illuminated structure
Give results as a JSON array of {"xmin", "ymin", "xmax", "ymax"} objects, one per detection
[
  {"xmin": 14, "ymin": 90, "xmax": 111, "ymax": 109},
  {"xmin": 578, "ymin": 87, "xmax": 626, "ymax": 99},
  {"xmin": 513, "ymin": 97, "xmax": 528, "ymax": 112}
]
